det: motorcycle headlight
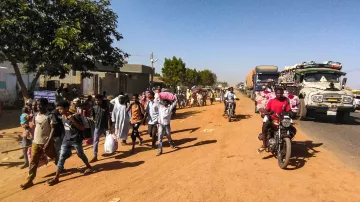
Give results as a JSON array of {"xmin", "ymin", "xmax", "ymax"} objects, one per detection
[
  {"xmin": 343, "ymin": 96, "xmax": 353, "ymax": 104},
  {"xmin": 282, "ymin": 118, "xmax": 292, "ymax": 128},
  {"xmin": 312, "ymin": 95, "xmax": 323, "ymax": 103}
]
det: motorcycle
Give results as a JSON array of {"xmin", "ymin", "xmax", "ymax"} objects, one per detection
[
  {"xmin": 260, "ymin": 111, "xmax": 296, "ymax": 169},
  {"xmin": 226, "ymin": 99, "xmax": 235, "ymax": 122}
]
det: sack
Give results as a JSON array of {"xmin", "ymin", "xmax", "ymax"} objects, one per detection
[
  {"xmin": 104, "ymin": 131, "xmax": 118, "ymax": 154},
  {"xmin": 27, "ymin": 147, "xmax": 48, "ymax": 168},
  {"xmin": 159, "ymin": 92, "xmax": 176, "ymax": 101}
]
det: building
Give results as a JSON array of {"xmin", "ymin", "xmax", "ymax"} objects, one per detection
[
  {"xmin": 40, "ymin": 64, "xmax": 153, "ymax": 97},
  {"xmin": 0, "ymin": 61, "xmax": 40, "ymax": 104}
]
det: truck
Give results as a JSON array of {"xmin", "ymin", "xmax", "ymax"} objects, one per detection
[
  {"xmin": 246, "ymin": 66, "xmax": 279, "ymax": 100},
  {"xmin": 245, "ymin": 69, "xmax": 255, "ymax": 98},
  {"xmin": 280, "ymin": 61, "xmax": 355, "ymax": 122},
  {"xmin": 237, "ymin": 82, "xmax": 245, "ymax": 92}
]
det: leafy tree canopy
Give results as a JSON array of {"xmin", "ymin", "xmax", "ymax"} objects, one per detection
[
  {"xmin": 199, "ymin": 69, "xmax": 217, "ymax": 87},
  {"xmin": 161, "ymin": 56, "xmax": 186, "ymax": 88},
  {"xmin": 183, "ymin": 68, "xmax": 200, "ymax": 88},
  {"xmin": 0, "ymin": 0, "xmax": 128, "ymax": 99}
]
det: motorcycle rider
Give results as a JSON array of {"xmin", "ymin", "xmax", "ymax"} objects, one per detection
[
  {"xmin": 224, "ymin": 87, "xmax": 237, "ymax": 114},
  {"xmin": 258, "ymin": 87, "xmax": 292, "ymax": 152}
]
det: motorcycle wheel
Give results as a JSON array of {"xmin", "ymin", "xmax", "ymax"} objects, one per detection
[
  {"xmin": 228, "ymin": 108, "xmax": 233, "ymax": 122},
  {"xmin": 277, "ymin": 137, "xmax": 291, "ymax": 169}
]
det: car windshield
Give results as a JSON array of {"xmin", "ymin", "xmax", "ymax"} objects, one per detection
[
  {"xmin": 304, "ymin": 72, "xmax": 341, "ymax": 82},
  {"xmin": 257, "ymin": 74, "xmax": 279, "ymax": 82}
]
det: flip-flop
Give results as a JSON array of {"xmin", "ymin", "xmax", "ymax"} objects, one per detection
[
  {"xmin": 83, "ymin": 168, "xmax": 93, "ymax": 175},
  {"xmin": 47, "ymin": 178, "xmax": 59, "ymax": 186}
]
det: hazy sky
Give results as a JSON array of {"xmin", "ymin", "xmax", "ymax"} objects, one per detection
[{"xmin": 112, "ymin": 0, "xmax": 360, "ymax": 88}]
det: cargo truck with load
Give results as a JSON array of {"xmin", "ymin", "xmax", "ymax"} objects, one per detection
[
  {"xmin": 279, "ymin": 61, "xmax": 355, "ymax": 122},
  {"xmin": 245, "ymin": 66, "xmax": 279, "ymax": 101}
]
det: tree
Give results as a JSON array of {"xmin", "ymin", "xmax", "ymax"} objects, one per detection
[
  {"xmin": 0, "ymin": 0, "xmax": 128, "ymax": 101},
  {"xmin": 199, "ymin": 69, "xmax": 217, "ymax": 87},
  {"xmin": 161, "ymin": 56, "xmax": 186, "ymax": 88},
  {"xmin": 154, "ymin": 73, "xmax": 161, "ymax": 77},
  {"xmin": 183, "ymin": 68, "xmax": 200, "ymax": 88}
]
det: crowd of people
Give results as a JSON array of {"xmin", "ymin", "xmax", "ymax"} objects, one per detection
[
  {"xmin": 15, "ymin": 83, "xmax": 298, "ymax": 190},
  {"xmin": 18, "ymin": 87, "xmax": 182, "ymax": 190}
]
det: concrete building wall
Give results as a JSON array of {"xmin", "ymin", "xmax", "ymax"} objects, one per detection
[
  {"xmin": 100, "ymin": 73, "xmax": 119, "ymax": 96},
  {"xmin": 126, "ymin": 73, "xmax": 149, "ymax": 97}
]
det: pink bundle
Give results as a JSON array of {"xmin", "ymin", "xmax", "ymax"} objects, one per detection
[{"xmin": 159, "ymin": 92, "xmax": 176, "ymax": 101}]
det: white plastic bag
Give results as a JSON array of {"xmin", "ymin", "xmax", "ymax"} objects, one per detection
[{"xmin": 104, "ymin": 131, "xmax": 118, "ymax": 154}]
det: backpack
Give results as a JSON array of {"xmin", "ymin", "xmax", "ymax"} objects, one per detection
[
  {"xmin": 71, "ymin": 114, "xmax": 95, "ymax": 139},
  {"xmin": 79, "ymin": 115, "xmax": 95, "ymax": 139}
]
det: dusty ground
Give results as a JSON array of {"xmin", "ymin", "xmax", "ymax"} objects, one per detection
[{"xmin": 1, "ymin": 93, "xmax": 360, "ymax": 202}]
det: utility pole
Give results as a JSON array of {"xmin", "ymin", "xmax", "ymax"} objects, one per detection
[{"xmin": 150, "ymin": 52, "xmax": 157, "ymax": 90}]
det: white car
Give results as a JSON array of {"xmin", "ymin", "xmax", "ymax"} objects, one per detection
[{"xmin": 355, "ymin": 96, "xmax": 360, "ymax": 109}]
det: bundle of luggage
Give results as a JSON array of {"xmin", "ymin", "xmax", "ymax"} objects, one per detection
[{"xmin": 255, "ymin": 90, "xmax": 300, "ymax": 113}]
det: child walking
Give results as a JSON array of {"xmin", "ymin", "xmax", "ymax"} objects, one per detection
[
  {"xmin": 127, "ymin": 94, "xmax": 144, "ymax": 154},
  {"xmin": 157, "ymin": 96, "xmax": 178, "ymax": 156},
  {"xmin": 19, "ymin": 107, "xmax": 33, "ymax": 168}
]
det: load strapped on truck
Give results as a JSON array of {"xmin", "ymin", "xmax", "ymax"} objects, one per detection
[
  {"xmin": 246, "ymin": 69, "xmax": 256, "ymax": 89},
  {"xmin": 279, "ymin": 61, "xmax": 343, "ymax": 84}
]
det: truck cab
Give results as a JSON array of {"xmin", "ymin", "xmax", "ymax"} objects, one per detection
[{"xmin": 295, "ymin": 62, "xmax": 354, "ymax": 122}]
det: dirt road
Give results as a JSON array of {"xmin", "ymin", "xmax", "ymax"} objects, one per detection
[{"xmin": 1, "ymin": 93, "xmax": 360, "ymax": 202}]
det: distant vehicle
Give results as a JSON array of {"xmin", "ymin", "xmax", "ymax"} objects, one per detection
[
  {"xmin": 353, "ymin": 90, "xmax": 360, "ymax": 110},
  {"xmin": 354, "ymin": 96, "xmax": 360, "ymax": 110},
  {"xmin": 245, "ymin": 66, "xmax": 279, "ymax": 101},
  {"xmin": 238, "ymin": 82, "xmax": 245, "ymax": 92}
]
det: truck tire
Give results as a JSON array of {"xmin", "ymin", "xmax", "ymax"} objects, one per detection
[{"xmin": 298, "ymin": 99, "xmax": 307, "ymax": 121}]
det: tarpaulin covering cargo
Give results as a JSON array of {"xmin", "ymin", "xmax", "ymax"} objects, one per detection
[
  {"xmin": 255, "ymin": 65, "xmax": 278, "ymax": 73},
  {"xmin": 246, "ymin": 69, "xmax": 256, "ymax": 89}
]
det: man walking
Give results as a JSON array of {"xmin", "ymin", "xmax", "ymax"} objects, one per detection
[
  {"xmin": 47, "ymin": 101, "xmax": 92, "ymax": 186},
  {"xmin": 20, "ymin": 98, "xmax": 52, "ymax": 190},
  {"xmin": 90, "ymin": 94, "xmax": 111, "ymax": 162},
  {"xmin": 143, "ymin": 91, "xmax": 159, "ymax": 149}
]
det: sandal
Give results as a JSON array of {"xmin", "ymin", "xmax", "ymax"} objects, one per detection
[
  {"xmin": 84, "ymin": 168, "xmax": 93, "ymax": 175},
  {"xmin": 20, "ymin": 181, "xmax": 34, "ymax": 190},
  {"xmin": 47, "ymin": 178, "xmax": 59, "ymax": 186}
]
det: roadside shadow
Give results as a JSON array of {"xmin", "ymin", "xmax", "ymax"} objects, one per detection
[
  {"xmin": 58, "ymin": 160, "xmax": 145, "ymax": 183},
  {"xmin": 0, "ymin": 161, "xmax": 24, "ymax": 168},
  {"xmin": 93, "ymin": 160, "xmax": 145, "ymax": 172},
  {"xmin": 162, "ymin": 140, "xmax": 217, "ymax": 155},
  {"xmin": 285, "ymin": 140, "xmax": 323, "ymax": 170},
  {"xmin": 142, "ymin": 129, "xmax": 199, "ymax": 145},
  {"xmin": 172, "ymin": 127, "xmax": 200, "ymax": 134},
  {"xmin": 172, "ymin": 110, "xmax": 203, "ymax": 120},
  {"xmin": 43, "ymin": 167, "xmax": 80, "ymax": 178},
  {"xmin": 0, "ymin": 110, "xmax": 21, "ymax": 130},
  {"xmin": 314, "ymin": 114, "xmax": 360, "ymax": 126},
  {"xmin": 114, "ymin": 146, "xmax": 153, "ymax": 160},
  {"xmin": 232, "ymin": 114, "xmax": 252, "ymax": 122}
]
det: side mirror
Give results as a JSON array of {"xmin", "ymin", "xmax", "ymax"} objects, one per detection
[{"xmin": 342, "ymin": 77, "xmax": 347, "ymax": 89}]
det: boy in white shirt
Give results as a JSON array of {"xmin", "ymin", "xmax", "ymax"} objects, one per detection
[{"xmin": 157, "ymin": 96, "xmax": 178, "ymax": 156}]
